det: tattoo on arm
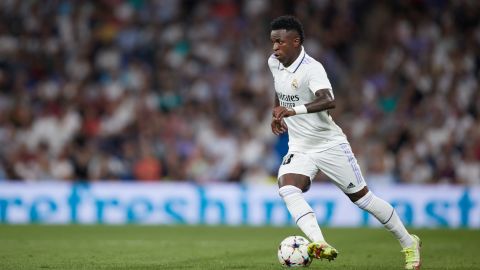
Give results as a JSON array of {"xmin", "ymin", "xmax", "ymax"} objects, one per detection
[{"xmin": 304, "ymin": 89, "xmax": 336, "ymax": 113}]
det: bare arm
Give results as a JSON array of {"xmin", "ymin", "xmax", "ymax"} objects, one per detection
[
  {"xmin": 274, "ymin": 93, "xmax": 280, "ymax": 107},
  {"xmin": 273, "ymin": 89, "xmax": 335, "ymax": 120},
  {"xmin": 271, "ymin": 93, "xmax": 288, "ymax": 135},
  {"xmin": 304, "ymin": 88, "xmax": 335, "ymax": 113}
]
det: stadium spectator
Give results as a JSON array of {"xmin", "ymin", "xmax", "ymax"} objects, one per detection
[{"xmin": 0, "ymin": 0, "xmax": 478, "ymax": 185}]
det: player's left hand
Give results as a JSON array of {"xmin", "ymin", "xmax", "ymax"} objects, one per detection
[{"xmin": 272, "ymin": 106, "xmax": 295, "ymax": 121}]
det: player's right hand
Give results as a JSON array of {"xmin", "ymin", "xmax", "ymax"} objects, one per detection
[{"xmin": 271, "ymin": 118, "xmax": 287, "ymax": 135}]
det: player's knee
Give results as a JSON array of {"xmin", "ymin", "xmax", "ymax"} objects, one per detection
[
  {"xmin": 278, "ymin": 185, "xmax": 302, "ymax": 198},
  {"xmin": 278, "ymin": 174, "xmax": 311, "ymax": 192},
  {"xmin": 346, "ymin": 186, "xmax": 369, "ymax": 203}
]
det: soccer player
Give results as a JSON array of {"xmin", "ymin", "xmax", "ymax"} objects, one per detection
[{"xmin": 268, "ymin": 15, "xmax": 421, "ymax": 270}]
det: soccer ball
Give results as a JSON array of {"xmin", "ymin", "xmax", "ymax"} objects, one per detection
[{"xmin": 277, "ymin": 235, "xmax": 312, "ymax": 267}]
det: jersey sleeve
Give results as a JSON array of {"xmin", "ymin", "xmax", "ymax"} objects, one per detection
[{"xmin": 307, "ymin": 63, "xmax": 334, "ymax": 98}]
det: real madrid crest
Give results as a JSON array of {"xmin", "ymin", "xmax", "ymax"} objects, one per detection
[{"xmin": 291, "ymin": 78, "xmax": 298, "ymax": 90}]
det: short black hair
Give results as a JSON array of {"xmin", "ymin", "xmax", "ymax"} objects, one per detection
[{"xmin": 270, "ymin": 15, "xmax": 305, "ymax": 44}]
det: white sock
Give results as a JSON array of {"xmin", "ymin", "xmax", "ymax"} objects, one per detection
[
  {"xmin": 279, "ymin": 185, "xmax": 325, "ymax": 243},
  {"xmin": 354, "ymin": 191, "xmax": 414, "ymax": 248}
]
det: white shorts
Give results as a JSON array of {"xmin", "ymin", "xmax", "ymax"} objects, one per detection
[{"xmin": 278, "ymin": 143, "xmax": 366, "ymax": 194}]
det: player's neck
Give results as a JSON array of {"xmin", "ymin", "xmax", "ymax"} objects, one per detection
[{"xmin": 284, "ymin": 48, "xmax": 302, "ymax": 67}]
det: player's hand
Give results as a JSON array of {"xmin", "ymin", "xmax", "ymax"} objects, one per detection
[
  {"xmin": 271, "ymin": 118, "xmax": 288, "ymax": 135},
  {"xmin": 272, "ymin": 106, "xmax": 295, "ymax": 121}
]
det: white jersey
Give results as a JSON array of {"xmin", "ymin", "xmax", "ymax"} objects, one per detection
[{"xmin": 268, "ymin": 46, "xmax": 348, "ymax": 153}]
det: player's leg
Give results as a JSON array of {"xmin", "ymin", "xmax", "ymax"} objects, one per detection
[
  {"xmin": 345, "ymin": 186, "xmax": 414, "ymax": 246},
  {"xmin": 315, "ymin": 143, "xmax": 420, "ymax": 269},
  {"xmin": 347, "ymin": 187, "xmax": 421, "ymax": 269},
  {"xmin": 277, "ymin": 152, "xmax": 338, "ymax": 261},
  {"xmin": 278, "ymin": 173, "xmax": 321, "ymax": 242}
]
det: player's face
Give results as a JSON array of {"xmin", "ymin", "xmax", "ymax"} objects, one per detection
[{"xmin": 270, "ymin": 29, "xmax": 301, "ymax": 67}]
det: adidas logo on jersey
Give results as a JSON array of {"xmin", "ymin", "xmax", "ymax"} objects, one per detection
[{"xmin": 347, "ymin": 182, "xmax": 356, "ymax": 189}]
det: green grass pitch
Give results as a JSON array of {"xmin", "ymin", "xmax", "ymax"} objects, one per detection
[{"xmin": 0, "ymin": 225, "xmax": 479, "ymax": 270}]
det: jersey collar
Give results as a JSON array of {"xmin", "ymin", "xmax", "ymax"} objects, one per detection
[{"xmin": 279, "ymin": 46, "xmax": 306, "ymax": 73}]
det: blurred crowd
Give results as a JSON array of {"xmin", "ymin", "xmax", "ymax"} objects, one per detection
[{"xmin": 0, "ymin": 0, "xmax": 478, "ymax": 185}]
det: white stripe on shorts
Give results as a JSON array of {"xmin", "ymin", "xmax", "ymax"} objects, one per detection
[{"xmin": 340, "ymin": 143, "xmax": 364, "ymax": 185}]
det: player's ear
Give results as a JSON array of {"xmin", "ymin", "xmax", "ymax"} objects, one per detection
[{"xmin": 293, "ymin": 37, "xmax": 301, "ymax": 47}]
